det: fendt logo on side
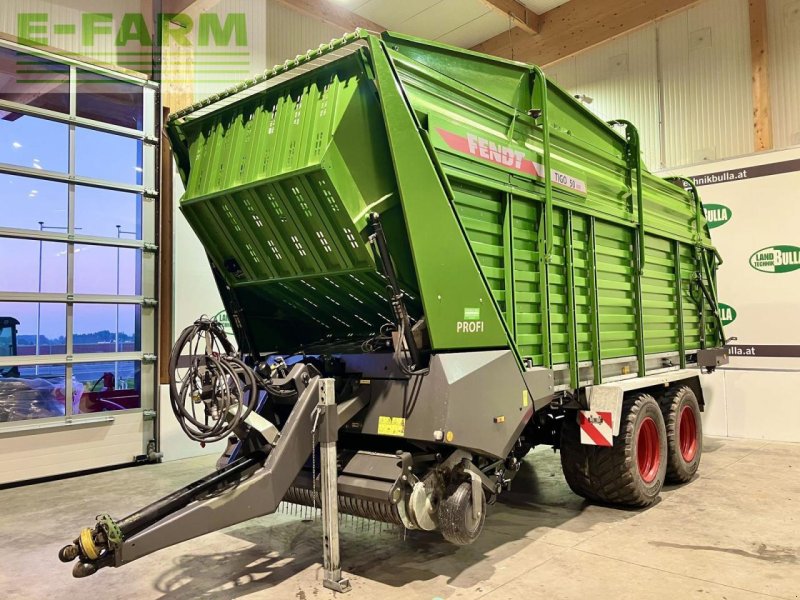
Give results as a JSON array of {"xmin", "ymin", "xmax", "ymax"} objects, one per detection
[
  {"xmin": 718, "ymin": 303, "xmax": 737, "ymax": 326},
  {"xmin": 466, "ymin": 134, "xmax": 525, "ymax": 170},
  {"xmin": 749, "ymin": 245, "xmax": 800, "ymax": 273},
  {"xmin": 703, "ymin": 203, "xmax": 732, "ymax": 229}
]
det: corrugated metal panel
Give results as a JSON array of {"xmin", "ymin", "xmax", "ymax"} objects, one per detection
[
  {"xmin": 265, "ymin": 0, "xmax": 345, "ymax": 67},
  {"xmin": 544, "ymin": 27, "xmax": 660, "ymax": 169},
  {"xmin": 768, "ymin": 0, "xmax": 800, "ymax": 148},
  {"xmin": 658, "ymin": 0, "xmax": 753, "ymax": 167},
  {"xmin": 545, "ymin": 56, "xmax": 577, "ymax": 90},
  {"xmin": 572, "ymin": 24, "xmax": 661, "ymax": 169}
]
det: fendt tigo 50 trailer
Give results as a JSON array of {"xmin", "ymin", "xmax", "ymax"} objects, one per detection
[{"xmin": 59, "ymin": 30, "xmax": 728, "ymax": 587}]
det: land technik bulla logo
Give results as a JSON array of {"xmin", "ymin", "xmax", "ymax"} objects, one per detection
[
  {"xmin": 749, "ymin": 245, "xmax": 800, "ymax": 273},
  {"xmin": 703, "ymin": 204, "xmax": 732, "ymax": 229},
  {"xmin": 718, "ymin": 303, "xmax": 736, "ymax": 326}
]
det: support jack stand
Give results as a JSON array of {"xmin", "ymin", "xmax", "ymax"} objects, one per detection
[{"xmin": 317, "ymin": 378, "xmax": 352, "ymax": 593}]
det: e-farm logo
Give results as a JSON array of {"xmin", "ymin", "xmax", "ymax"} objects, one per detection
[
  {"xmin": 17, "ymin": 11, "xmax": 249, "ymax": 84},
  {"xmin": 703, "ymin": 203, "xmax": 732, "ymax": 229},
  {"xmin": 718, "ymin": 303, "xmax": 737, "ymax": 326},
  {"xmin": 749, "ymin": 245, "xmax": 800, "ymax": 273}
]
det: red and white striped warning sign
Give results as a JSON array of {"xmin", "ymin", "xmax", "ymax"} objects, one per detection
[{"xmin": 579, "ymin": 410, "xmax": 613, "ymax": 446}]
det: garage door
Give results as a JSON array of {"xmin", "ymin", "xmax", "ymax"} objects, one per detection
[{"xmin": 0, "ymin": 40, "xmax": 159, "ymax": 484}]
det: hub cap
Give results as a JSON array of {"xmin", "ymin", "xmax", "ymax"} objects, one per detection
[
  {"xmin": 637, "ymin": 416, "xmax": 661, "ymax": 483},
  {"xmin": 679, "ymin": 405, "xmax": 698, "ymax": 462}
]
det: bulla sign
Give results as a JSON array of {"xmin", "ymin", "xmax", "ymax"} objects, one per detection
[
  {"xmin": 703, "ymin": 203, "xmax": 732, "ymax": 229},
  {"xmin": 718, "ymin": 303, "xmax": 736, "ymax": 325},
  {"xmin": 749, "ymin": 245, "xmax": 800, "ymax": 273}
]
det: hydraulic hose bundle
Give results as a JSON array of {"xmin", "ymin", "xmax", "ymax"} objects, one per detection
[{"xmin": 168, "ymin": 317, "xmax": 258, "ymax": 443}]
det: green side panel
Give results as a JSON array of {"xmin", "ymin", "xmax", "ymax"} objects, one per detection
[
  {"xmin": 594, "ymin": 221, "xmax": 637, "ymax": 359},
  {"xmin": 642, "ymin": 234, "xmax": 680, "ymax": 354},
  {"xmin": 511, "ymin": 196, "xmax": 544, "ymax": 365},
  {"xmin": 570, "ymin": 214, "xmax": 594, "ymax": 363}
]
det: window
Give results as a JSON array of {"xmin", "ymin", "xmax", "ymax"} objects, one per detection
[
  {"xmin": 0, "ymin": 112, "xmax": 69, "ymax": 172},
  {"xmin": 0, "ymin": 238, "xmax": 67, "ymax": 294},
  {"xmin": 0, "ymin": 302, "xmax": 67, "ymax": 356},
  {"xmin": 75, "ymin": 186, "xmax": 142, "ymax": 239},
  {"xmin": 0, "ymin": 42, "xmax": 157, "ymax": 426},
  {"xmin": 0, "ymin": 47, "xmax": 69, "ymax": 114},
  {"xmin": 73, "ymin": 304, "xmax": 140, "ymax": 354},
  {"xmin": 76, "ymin": 69, "xmax": 144, "ymax": 130},
  {"xmin": 0, "ymin": 175, "xmax": 68, "ymax": 232},
  {"xmin": 75, "ymin": 127, "xmax": 143, "ymax": 184}
]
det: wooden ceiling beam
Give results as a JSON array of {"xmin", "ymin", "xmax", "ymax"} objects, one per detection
[
  {"xmin": 272, "ymin": 0, "xmax": 385, "ymax": 33},
  {"xmin": 472, "ymin": 0, "xmax": 702, "ymax": 66},
  {"xmin": 478, "ymin": 0, "xmax": 540, "ymax": 35},
  {"xmin": 749, "ymin": 0, "xmax": 772, "ymax": 151}
]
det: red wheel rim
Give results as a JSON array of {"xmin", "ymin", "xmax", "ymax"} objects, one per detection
[
  {"xmin": 637, "ymin": 417, "xmax": 661, "ymax": 483},
  {"xmin": 679, "ymin": 405, "xmax": 698, "ymax": 462}
]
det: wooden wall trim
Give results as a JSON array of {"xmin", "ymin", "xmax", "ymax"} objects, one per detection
[
  {"xmin": 749, "ymin": 0, "xmax": 772, "ymax": 151},
  {"xmin": 158, "ymin": 106, "xmax": 175, "ymax": 385}
]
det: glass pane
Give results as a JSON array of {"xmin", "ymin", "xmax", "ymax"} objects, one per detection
[
  {"xmin": 0, "ymin": 302, "xmax": 66, "ymax": 357},
  {"xmin": 76, "ymin": 69, "xmax": 144, "ymax": 130},
  {"xmin": 75, "ymin": 186, "xmax": 142, "ymax": 239},
  {"xmin": 74, "ymin": 244, "xmax": 141, "ymax": 296},
  {"xmin": 74, "ymin": 360, "xmax": 141, "ymax": 414},
  {"xmin": 0, "ymin": 237, "xmax": 67, "ymax": 293},
  {"xmin": 0, "ymin": 317, "xmax": 15, "ymax": 358},
  {"xmin": 75, "ymin": 127, "xmax": 143, "ymax": 185},
  {"xmin": 0, "ymin": 112, "xmax": 68, "ymax": 172},
  {"xmin": 0, "ymin": 174, "xmax": 67, "ymax": 231},
  {"xmin": 73, "ymin": 304, "xmax": 140, "ymax": 354},
  {"xmin": 0, "ymin": 363, "xmax": 67, "ymax": 422},
  {"xmin": 0, "ymin": 47, "xmax": 69, "ymax": 114}
]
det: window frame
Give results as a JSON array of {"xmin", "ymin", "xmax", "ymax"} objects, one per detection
[{"xmin": 0, "ymin": 39, "xmax": 159, "ymax": 430}]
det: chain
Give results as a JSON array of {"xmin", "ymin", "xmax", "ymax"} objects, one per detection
[{"xmin": 311, "ymin": 406, "xmax": 321, "ymax": 519}]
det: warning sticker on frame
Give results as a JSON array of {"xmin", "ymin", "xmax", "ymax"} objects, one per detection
[
  {"xmin": 377, "ymin": 416, "xmax": 406, "ymax": 436},
  {"xmin": 578, "ymin": 410, "xmax": 613, "ymax": 446}
]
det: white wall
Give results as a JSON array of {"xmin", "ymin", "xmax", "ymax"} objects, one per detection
[
  {"xmin": 546, "ymin": 0, "xmax": 798, "ymax": 170},
  {"xmin": 659, "ymin": 147, "xmax": 800, "ymax": 442}
]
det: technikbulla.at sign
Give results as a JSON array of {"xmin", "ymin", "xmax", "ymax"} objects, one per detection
[
  {"xmin": 749, "ymin": 245, "xmax": 800, "ymax": 273},
  {"xmin": 703, "ymin": 203, "xmax": 732, "ymax": 229},
  {"xmin": 718, "ymin": 303, "xmax": 736, "ymax": 326}
]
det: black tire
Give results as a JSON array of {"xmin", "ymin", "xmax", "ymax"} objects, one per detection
[
  {"xmin": 559, "ymin": 393, "xmax": 668, "ymax": 507},
  {"xmin": 438, "ymin": 481, "xmax": 486, "ymax": 545},
  {"xmin": 661, "ymin": 385, "xmax": 703, "ymax": 483},
  {"xmin": 559, "ymin": 410, "xmax": 603, "ymax": 502}
]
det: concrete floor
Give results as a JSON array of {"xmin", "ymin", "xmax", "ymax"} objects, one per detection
[{"xmin": 1, "ymin": 436, "xmax": 798, "ymax": 600}]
